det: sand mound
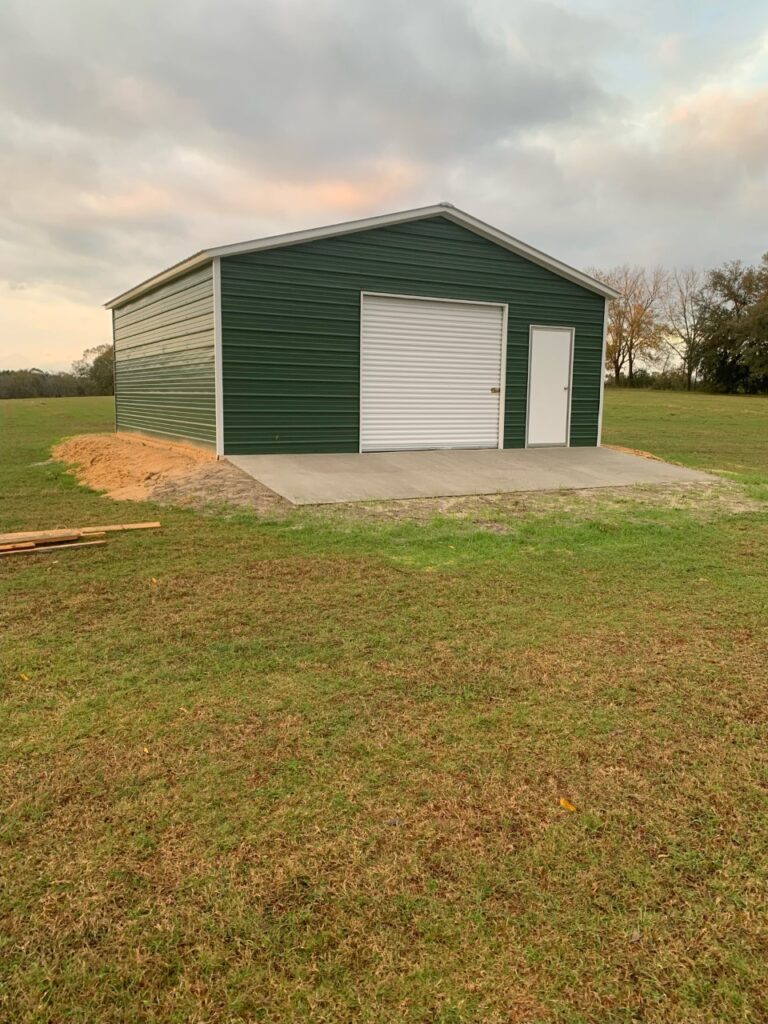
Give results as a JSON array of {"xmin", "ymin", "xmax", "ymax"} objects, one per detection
[
  {"xmin": 53, "ymin": 432, "xmax": 214, "ymax": 501},
  {"xmin": 52, "ymin": 432, "xmax": 288, "ymax": 514}
]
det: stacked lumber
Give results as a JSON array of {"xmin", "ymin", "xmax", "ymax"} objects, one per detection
[{"xmin": 0, "ymin": 521, "xmax": 160, "ymax": 557}]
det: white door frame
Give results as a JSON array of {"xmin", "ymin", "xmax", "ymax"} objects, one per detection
[
  {"xmin": 359, "ymin": 291, "xmax": 508, "ymax": 452},
  {"xmin": 597, "ymin": 298, "xmax": 609, "ymax": 446},
  {"xmin": 525, "ymin": 324, "xmax": 575, "ymax": 448}
]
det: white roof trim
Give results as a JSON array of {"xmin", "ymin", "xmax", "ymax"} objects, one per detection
[{"xmin": 104, "ymin": 203, "xmax": 619, "ymax": 308}]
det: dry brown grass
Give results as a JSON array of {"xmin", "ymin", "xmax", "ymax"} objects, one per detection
[
  {"xmin": 322, "ymin": 479, "xmax": 761, "ymax": 529},
  {"xmin": 2, "ymin": 394, "xmax": 768, "ymax": 1022}
]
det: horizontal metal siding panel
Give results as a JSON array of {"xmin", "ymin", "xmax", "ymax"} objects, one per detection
[
  {"xmin": 114, "ymin": 285, "xmax": 214, "ymax": 337},
  {"xmin": 220, "ymin": 218, "xmax": 604, "ymax": 453},
  {"xmin": 113, "ymin": 267, "xmax": 214, "ymax": 323},
  {"xmin": 116, "ymin": 321, "xmax": 214, "ymax": 355},
  {"xmin": 115, "ymin": 301, "xmax": 214, "ymax": 346},
  {"xmin": 113, "ymin": 264, "xmax": 216, "ymax": 446}
]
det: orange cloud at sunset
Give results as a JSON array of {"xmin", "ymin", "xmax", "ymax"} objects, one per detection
[
  {"xmin": 666, "ymin": 87, "xmax": 768, "ymax": 163},
  {"xmin": 0, "ymin": 284, "xmax": 108, "ymax": 371}
]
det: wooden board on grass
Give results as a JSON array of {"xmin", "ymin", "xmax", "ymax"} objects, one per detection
[
  {"xmin": 0, "ymin": 539, "xmax": 107, "ymax": 557},
  {"xmin": 0, "ymin": 522, "xmax": 160, "ymax": 545}
]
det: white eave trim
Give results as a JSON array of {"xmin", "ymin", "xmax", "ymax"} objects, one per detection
[
  {"xmin": 104, "ymin": 202, "xmax": 620, "ymax": 308},
  {"xmin": 105, "ymin": 251, "xmax": 212, "ymax": 309}
]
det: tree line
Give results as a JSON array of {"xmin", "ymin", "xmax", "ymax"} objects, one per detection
[
  {"xmin": 3, "ymin": 255, "xmax": 767, "ymax": 400},
  {"xmin": 592, "ymin": 254, "xmax": 768, "ymax": 393},
  {"xmin": 0, "ymin": 344, "xmax": 114, "ymax": 399}
]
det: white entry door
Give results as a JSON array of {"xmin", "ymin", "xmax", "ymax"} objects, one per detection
[
  {"xmin": 360, "ymin": 293, "xmax": 506, "ymax": 452},
  {"xmin": 527, "ymin": 326, "xmax": 573, "ymax": 446}
]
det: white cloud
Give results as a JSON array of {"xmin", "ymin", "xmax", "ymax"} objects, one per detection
[{"xmin": 0, "ymin": 0, "xmax": 766, "ymax": 368}]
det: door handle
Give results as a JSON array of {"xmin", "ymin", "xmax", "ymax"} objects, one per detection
[{"xmin": 490, "ymin": 387, "xmax": 500, "ymax": 393}]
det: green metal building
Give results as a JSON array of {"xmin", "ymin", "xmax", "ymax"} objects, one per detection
[{"xmin": 106, "ymin": 204, "xmax": 618, "ymax": 457}]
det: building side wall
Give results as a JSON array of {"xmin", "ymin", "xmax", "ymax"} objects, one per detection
[
  {"xmin": 113, "ymin": 264, "xmax": 216, "ymax": 447},
  {"xmin": 215, "ymin": 215, "xmax": 605, "ymax": 453}
]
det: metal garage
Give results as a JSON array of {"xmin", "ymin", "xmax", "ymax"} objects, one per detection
[{"xmin": 105, "ymin": 204, "xmax": 619, "ymax": 456}]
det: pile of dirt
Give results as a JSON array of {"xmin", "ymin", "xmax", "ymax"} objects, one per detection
[
  {"xmin": 52, "ymin": 433, "xmax": 288, "ymax": 514},
  {"xmin": 53, "ymin": 433, "xmax": 212, "ymax": 501}
]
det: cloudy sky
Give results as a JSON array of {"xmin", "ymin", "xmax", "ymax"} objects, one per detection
[{"xmin": 1, "ymin": 0, "xmax": 766, "ymax": 370}]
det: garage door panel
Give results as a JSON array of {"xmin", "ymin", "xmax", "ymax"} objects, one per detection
[{"xmin": 360, "ymin": 294, "xmax": 505, "ymax": 452}]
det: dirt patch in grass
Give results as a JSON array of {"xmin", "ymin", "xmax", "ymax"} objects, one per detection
[
  {"xmin": 604, "ymin": 442, "xmax": 662, "ymax": 461},
  {"xmin": 53, "ymin": 433, "xmax": 289, "ymax": 514},
  {"xmin": 324, "ymin": 479, "xmax": 762, "ymax": 528},
  {"xmin": 150, "ymin": 459, "xmax": 289, "ymax": 515}
]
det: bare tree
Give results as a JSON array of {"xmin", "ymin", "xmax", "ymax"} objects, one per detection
[
  {"xmin": 590, "ymin": 266, "xmax": 669, "ymax": 385},
  {"xmin": 664, "ymin": 267, "xmax": 706, "ymax": 391}
]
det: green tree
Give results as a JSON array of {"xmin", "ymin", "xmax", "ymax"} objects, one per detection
[
  {"xmin": 72, "ymin": 344, "xmax": 114, "ymax": 395},
  {"xmin": 89, "ymin": 345, "xmax": 115, "ymax": 395},
  {"xmin": 698, "ymin": 257, "xmax": 768, "ymax": 393}
]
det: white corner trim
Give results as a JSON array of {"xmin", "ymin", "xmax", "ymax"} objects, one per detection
[
  {"xmin": 111, "ymin": 308, "xmax": 118, "ymax": 434},
  {"xmin": 104, "ymin": 203, "xmax": 621, "ymax": 308},
  {"xmin": 597, "ymin": 297, "xmax": 609, "ymax": 446},
  {"xmin": 212, "ymin": 257, "xmax": 224, "ymax": 457}
]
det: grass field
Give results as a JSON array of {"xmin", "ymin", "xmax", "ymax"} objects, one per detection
[
  {"xmin": 1, "ymin": 390, "xmax": 767, "ymax": 1023},
  {"xmin": 602, "ymin": 390, "xmax": 768, "ymax": 494}
]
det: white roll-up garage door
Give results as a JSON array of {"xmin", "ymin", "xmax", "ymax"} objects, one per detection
[{"xmin": 360, "ymin": 293, "xmax": 506, "ymax": 452}]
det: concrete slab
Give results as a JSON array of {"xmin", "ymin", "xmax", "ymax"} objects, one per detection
[{"xmin": 226, "ymin": 447, "xmax": 714, "ymax": 506}]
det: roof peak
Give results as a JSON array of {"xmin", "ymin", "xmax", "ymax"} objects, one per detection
[{"xmin": 105, "ymin": 203, "xmax": 619, "ymax": 307}]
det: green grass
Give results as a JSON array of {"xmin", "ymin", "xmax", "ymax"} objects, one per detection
[
  {"xmin": 602, "ymin": 389, "xmax": 768, "ymax": 499},
  {"xmin": 1, "ymin": 391, "xmax": 767, "ymax": 1023}
]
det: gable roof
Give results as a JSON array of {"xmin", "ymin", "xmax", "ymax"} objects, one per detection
[{"xmin": 104, "ymin": 202, "xmax": 620, "ymax": 308}]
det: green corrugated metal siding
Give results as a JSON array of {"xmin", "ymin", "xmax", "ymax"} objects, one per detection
[
  {"xmin": 220, "ymin": 216, "xmax": 605, "ymax": 453},
  {"xmin": 113, "ymin": 264, "xmax": 216, "ymax": 447}
]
